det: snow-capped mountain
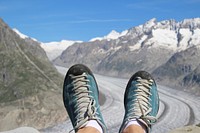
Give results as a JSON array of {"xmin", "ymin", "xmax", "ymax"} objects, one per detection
[
  {"xmin": 10, "ymin": 17, "xmax": 200, "ymax": 94},
  {"xmin": 41, "ymin": 40, "xmax": 82, "ymax": 61},
  {"xmin": 54, "ymin": 18, "xmax": 200, "ymax": 93},
  {"xmin": 55, "ymin": 18, "xmax": 200, "ymax": 73},
  {"xmin": 89, "ymin": 30, "xmax": 128, "ymax": 42},
  {"xmin": 13, "ymin": 28, "xmax": 37, "ymax": 41},
  {"xmin": 13, "ymin": 28, "xmax": 82, "ymax": 61},
  {"xmin": 125, "ymin": 18, "xmax": 200, "ymax": 51},
  {"xmin": 13, "ymin": 28, "xmax": 28, "ymax": 39}
]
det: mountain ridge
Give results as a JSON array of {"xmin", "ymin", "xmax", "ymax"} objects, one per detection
[
  {"xmin": 40, "ymin": 40, "xmax": 82, "ymax": 61},
  {"xmin": 10, "ymin": 18, "xmax": 200, "ymax": 94},
  {"xmin": 0, "ymin": 18, "xmax": 66, "ymax": 131},
  {"xmin": 53, "ymin": 18, "xmax": 200, "ymax": 94}
]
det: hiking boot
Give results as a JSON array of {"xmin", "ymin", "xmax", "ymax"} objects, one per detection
[
  {"xmin": 63, "ymin": 64, "xmax": 106, "ymax": 132},
  {"xmin": 119, "ymin": 71, "xmax": 159, "ymax": 133}
]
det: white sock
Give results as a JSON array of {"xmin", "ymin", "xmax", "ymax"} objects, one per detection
[
  {"xmin": 85, "ymin": 120, "xmax": 103, "ymax": 133},
  {"xmin": 124, "ymin": 119, "xmax": 147, "ymax": 133}
]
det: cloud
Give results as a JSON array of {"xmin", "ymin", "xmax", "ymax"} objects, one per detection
[
  {"xmin": 19, "ymin": 19, "xmax": 134, "ymax": 33},
  {"xmin": 21, "ymin": 19, "xmax": 133, "ymax": 29},
  {"xmin": 68, "ymin": 19, "xmax": 133, "ymax": 23},
  {"xmin": 29, "ymin": 13, "xmax": 78, "ymax": 20}
]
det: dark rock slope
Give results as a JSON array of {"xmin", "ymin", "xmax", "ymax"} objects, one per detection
[{"xmin": 0, "ymin": 18, "xmax": 65, "ymax": 131}]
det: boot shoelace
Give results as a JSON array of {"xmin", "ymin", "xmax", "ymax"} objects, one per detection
[
  {"xmin": 126, "ymin": 77, "xmax": 157, "ymax": 125},
  {"xmin": 68, "ymin": 73, "xmax": 101, "ymax": 132}
]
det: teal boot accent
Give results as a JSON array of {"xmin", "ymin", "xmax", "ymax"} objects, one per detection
[
  {"xmin": 119, "ymin": 71, "xmax": 159, "ymax": 133},
  {"xmin": 63, "ymin": 64, "xmax": 106, "ymax": 133}
]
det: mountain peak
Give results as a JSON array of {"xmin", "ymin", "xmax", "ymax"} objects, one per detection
[
  {"xmin": 90, "ymin": 30, "xmax": 128, "ymax": 42},
  {"xmin": 148, "ymin": 18, "xmax": 157, "ymax": 22},
  {"xmin": 41, "ymin": 40, "xmax": 82, "ymax": 61},
  {"xmin": 54, "ymin": 17, "xmax": 200, "ymax": 75},
  {"xmin": 144, "ymin": 18, "xmax": 157, "ymax": 27},
  {"xmin": 106, "ymin": 30, "xmax": 121, "ymax": 39},
  {"xmin": 0, "ymin": 18, "xmax": 8, "ymax": 27},
  {"xmin": 13, "ymin": 28, "xmax": 28, "ymax": 39},
  {"xmin": 180, "ymin": 18, "xmax": 200, "ymax": 28},
  {"xmin": 182, "ymin": 18, "xmax": 200, "ymax": 24},
  {"xmin": 13, "ymin": 28, "xmax": 38, "ymax": 41}
]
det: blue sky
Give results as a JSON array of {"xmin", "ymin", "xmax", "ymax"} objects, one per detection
[{"xmin": 0, "ymin": 0, "xmax": 200, "ymax": 42}]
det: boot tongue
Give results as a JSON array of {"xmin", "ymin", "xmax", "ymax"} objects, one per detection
[
  {"xmin": 69, "ymin": 65, "xmax": 86, "ymax": 76},
  {"xmin": 132, "ymin": 71, "xmax": 153, "ymax": 80},
  {"xmin": 67, "ymin": 64, "xmax": 93, "ymax": 76},
  {"xmin": 72, "ymin": 68, "xmax": 85, "ymax": 76}
]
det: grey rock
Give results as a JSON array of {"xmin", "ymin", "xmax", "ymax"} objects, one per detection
[
  {"xmin": 0, "ymin": 18, "xmax": 65, "ymax": 131},
  {"xmin": 54, "ymin": 18, "xmax": 200, "ymax": 94},
  {"xmin": 153, "ymin": 46, "xmax": 200, "ymax": 94}
]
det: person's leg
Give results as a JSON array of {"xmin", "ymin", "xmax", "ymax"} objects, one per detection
[
  {"xmin": 63, "ymin": 64, "xmax": 106, "ymax": 133},
  {"xmin": 122, "ymin": 125, "xmax": 145, "ymax": 133},
  {"xmin": 119, "ymin": 71, "xmax": 159, "ymax": 133},
  {"xmin": 78, "ymin": 127, "xmax": 100, "ymax": 133}
]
